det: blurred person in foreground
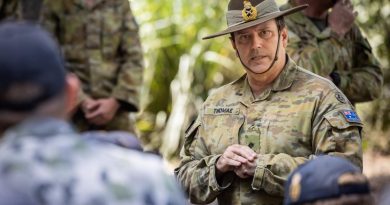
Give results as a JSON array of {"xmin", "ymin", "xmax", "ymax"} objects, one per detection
[
  {"xmin": 0, "ymin": 21, "xmax": 186, "ymax": 205},
  {"xmin": 175, "ymin": 0, "xmax": 363, "ymax": 204},
  {"xmin": 0, "ymin": 0, "xmax": 146, "ymax": 150},
  {"xmin": 378, "ymin": 184, "xmax": 390, "ymax": 205},
  {"xmin": 284, "ymin": 155, "xmax": 372, "ymax": 205},
  {"xmin": 281, "ymin": 0, "xmax": 383, "ymax": 104}
]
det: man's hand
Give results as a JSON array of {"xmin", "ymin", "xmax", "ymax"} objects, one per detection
[
  {"xmin": 328, "ymin": 0, "xmax": 357, "ymax": 37},
  {"xmin": 234, "ymin": 159, "xmax": 257, "ymax": 179},
  {"xmin": 216, "ymin": 144, "xmax": 257, "ymax": 177},
  {"xmin": 81, "ymin": 98, "xmax": 99, "ymax": 114},
  {"xmin": 83, "ymin": 97, "xmax": 120, "ymax": 126}
]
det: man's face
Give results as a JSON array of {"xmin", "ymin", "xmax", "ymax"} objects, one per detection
[{"xmin": 231, "ymin": 19, "xmax": 287, "ymax": 74}]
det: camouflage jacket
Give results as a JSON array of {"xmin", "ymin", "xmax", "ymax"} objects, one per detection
[
  {"xmin": 40, "ymin": 0, "xmax": 144, "ymax": 132},
  {"xmin": 0, "ymin": 0, "xmax": 18, "ymax": 20},
  {"xmin": 281, "ymin": 3, "xmax": 383, "ymax": 104},
  {"xmin": 0, "ymin": 118, "xmax": 186, "ymax": 205},
  {"xmin": 1, "ymin": 0, "xmax": 45, "ymax": 21},
  {"xmin": 175, "ymin": 57, "xmax": 363, "ymax": 205}
]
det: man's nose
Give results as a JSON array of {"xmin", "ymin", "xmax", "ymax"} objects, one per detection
[{"xmin": 251, "ymin": 34, "xmax": 263, "ymax": 49}]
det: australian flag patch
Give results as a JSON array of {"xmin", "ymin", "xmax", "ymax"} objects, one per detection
[{"xmin": 341, "ymin": 110, "xmax": 361, "ymax": 123}]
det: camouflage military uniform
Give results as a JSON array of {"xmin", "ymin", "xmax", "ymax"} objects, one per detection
[
  {"xmin": 0, "ymin": 0, "xmax": 19, "ymax": 20},
  {"xmin": 42, "ymin": 0, "xmax": 143, "ymax": 133},
  {"xmin": 281, "ymin": 3, "xmax": 383, "ymax": 104},
  {"xmin": 0, "ymin": 118, "xmax": 186, "ymax": 205},
  {"xmin": 175, "ymin": 57, "xmax": 363, "ymax": 205}
]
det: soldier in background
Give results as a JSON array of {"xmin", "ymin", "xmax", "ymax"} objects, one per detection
[
  {"xmin": 284, "ymin": 156, "xmax": 372, "ymax": 205},
  {"xmin": 175, "ymin": 0, "xmax": 363, "ymax": 204},
  {"xmin": 0, "ymin": 21, "xmax": 186, "ymax": 205},
  {"xmin": 41, "ymin": 0, "xmax": 144, "ymax": 134},
  {"xmin": 0, "ymin": 0, "xmax": 18, "ymax": 20},
  {"xmin": 281, "ymin": 0, "xmax": 383, "ymax": 104},
  {"xmin": 0, "ymin": 0, "xmax": 42, "ymax": 21}
]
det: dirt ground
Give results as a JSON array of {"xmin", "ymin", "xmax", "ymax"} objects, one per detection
[{"xmin": 363, "ymin": 151, "xmax": 390, "ymax": 177}]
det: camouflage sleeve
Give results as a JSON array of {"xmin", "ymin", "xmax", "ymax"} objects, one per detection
[
  {"xmin": 286, "ymin": 30, "xmax": 337, "ymax": 77},
  {"xmin": 40, "ymin": 0, "xmax": 59, "ymax": 35},
  {"xmin": 111, "ymin": 0, "xmax": 144, "ymax": 112},
  {"xmin": 250, "ymin": 150, "xmax": 309, "ymax": 196},
  {"xmin": 337, "ymin": 25, "xmax": 383, "ymax": 103},
  {"xmin": 175, "ymin": 116, "xmax": 233, "ymax": 204},
  {"xmin": 287, "ymin": 25, "xmax": 383, "ymax": 103},
  {"xmin": 40, "ymin": 1, "xmax": 91, "ymax": 107},
  {"xmin": 251, "ymin": 89, "xmax": 363, "ymax": 196},
  {"xmin": 0, "ymin": 0, "xmax": 19, "ymax": 20}
]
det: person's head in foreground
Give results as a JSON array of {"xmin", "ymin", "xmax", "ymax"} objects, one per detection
[
  {"xmin": 0, "ymin": 21, "xmax": 79, "ymax": 133},
  {"xmin": 0, "ymin": 21, "xmax": 186, "ymax": 205},
  {"xmin": 284, "ymin": 156, "xmax": 372, "ymax": 205}
]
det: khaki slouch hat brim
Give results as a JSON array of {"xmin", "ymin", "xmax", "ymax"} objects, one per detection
[{"xmin": 203, "ymin": 0, "xmax": 307, "ymax": 40}]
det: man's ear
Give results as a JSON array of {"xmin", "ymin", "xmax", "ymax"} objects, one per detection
[
  {"xmin": 65, "ymin": 73, "xmax": 80, "ymax": 116},
  {"xmin": 281, "ymin": 27, "xmax": 288, "ymax": 48}
]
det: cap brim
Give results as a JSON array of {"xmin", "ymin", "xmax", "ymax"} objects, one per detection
[{"xmin": 202, "ymin": 4, "xmax": 308, "ymax": 40}]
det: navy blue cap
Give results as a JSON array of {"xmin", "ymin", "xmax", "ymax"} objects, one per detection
[
  {"xmin": 0, "ymin": 21, "xmax": 66, "ymax": 112},
  {"xmin": 284, "ymin": 156, "xmax": 370, "ymax": 205}
]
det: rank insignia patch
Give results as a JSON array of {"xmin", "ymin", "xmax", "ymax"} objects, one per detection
[
  {"xmin": 341, "ymin": 110, "xmax": 361, "ymax": 123},
  {"xmin": 242, "ymin": 0, "xmax": 257, "ymax": 21}
]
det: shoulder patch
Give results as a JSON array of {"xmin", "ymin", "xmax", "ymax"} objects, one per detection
[
  {"xmin": 335, "ymin": 92, "xmax": 347, "ymax": 104},
  {"xmin": 340, "ymin": 110, "xmax": 361, "ymax": 123}
]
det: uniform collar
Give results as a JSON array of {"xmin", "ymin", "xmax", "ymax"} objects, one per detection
[
  {"xmin": 3, "ymin": 117, "xmax": 76, "ymax": 139},
  {"xmin": 234, "ymin": 55, "xmax": 298, "ymax": 106},
  {"xmin": 75, "ymin": 0, "xmax": 105, "ymax": 9},
  {"xmin": 281, "ymin": 2, "xmax": 332, "ymax": 39}
]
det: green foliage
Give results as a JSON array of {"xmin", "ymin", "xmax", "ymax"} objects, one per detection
[
  {"xmin": 132, "ymin": 0, "xmax": 243, "ymax": 153},
  {"xmin": 353, "ymin": 0, "xmax": 390, "ymax": 153}
]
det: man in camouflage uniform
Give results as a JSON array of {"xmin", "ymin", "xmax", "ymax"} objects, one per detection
[
  {"xmin": 0, "ymin": 0, "xmax": 18, "ymax": 20},
  {"xmin": 281, "ymin": 0, "xmax": 383, "ymax": 104},
  {"xmin": 0, "ymin": 0, "xmax": 43, "ymax": 21},
  {"xmin": 41, "ymin": 0, "xmax": 144, "ymax": 133},
  {"xmin": 175, "ymin": 0, "xmax": 363, "ymax": 204},
  {"xmin": 0, "ymin": 22, "xmax": 186, "ymax": 205}
]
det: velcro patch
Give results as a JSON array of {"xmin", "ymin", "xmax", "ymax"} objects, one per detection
[
  {"xmin": 340, "ymin": 110, "xmax": 361, "ymax": 123},
  {"xmin": 205, "ymin": 107, "xmax": 240, "ymax": 115}
]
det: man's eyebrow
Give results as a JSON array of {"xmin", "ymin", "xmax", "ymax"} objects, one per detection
[{"xmin": 236, "ymin": 26, "xmax": 273, "ymax": 35}]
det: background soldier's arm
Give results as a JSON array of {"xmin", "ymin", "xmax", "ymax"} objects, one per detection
[
  {"xmin": 40, "ymin": 0, "xmax": 90, "ymax": 108},
  {"xmin": 287, "ymin": 25, "xmax": 383, "ymax": 103},
  {"xmin": 111, "ymin": 0, "xmax": 144, "ymax": 112},
  {"xmin": 337, "ymin": 25, "xmax": 383, "ymax": 103}
]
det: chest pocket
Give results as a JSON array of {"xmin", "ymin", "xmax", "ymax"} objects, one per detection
[
  {"xmin": 200, "ymin": 107, "xmax": 244, "ymax": 155},
  {"xmin": 262, "ymin": 112, "xmax": 312, "ymax": 157}
]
